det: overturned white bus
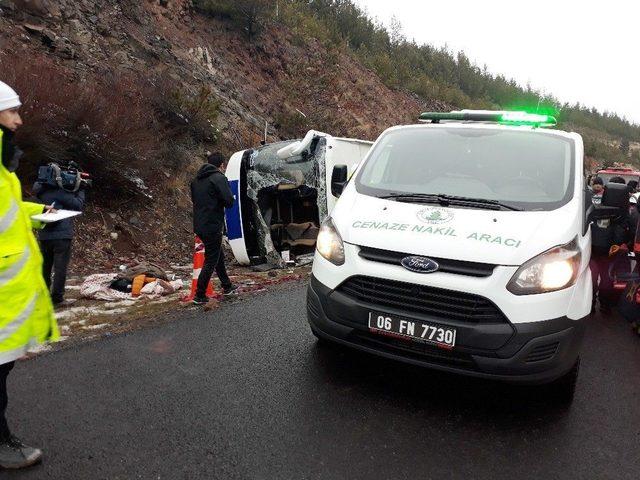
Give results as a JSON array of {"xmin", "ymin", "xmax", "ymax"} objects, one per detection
[{"xmin": 224, "ymin": 130, "xmax": 372, "ymax": 266}]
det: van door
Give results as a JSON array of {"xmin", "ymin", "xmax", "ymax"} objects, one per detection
[{"xmin": 325, "ymin": 139, "xmax": 372, "ymax": 212}]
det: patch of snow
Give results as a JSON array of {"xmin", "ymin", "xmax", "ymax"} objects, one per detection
[
  {"xmin": 56, "ymin": 305, "xmax": 131, "ymax": 321},
  {"xmin": 28, "ymin": 344, "xmax": 52, "ymax": 354},
  {"xmin": 103, "ymin": 299, "xmax": 137, "ymax": 309},
  {"xmin": 83, "ymin": 323, "xmax": 110, "ymax": 330}
]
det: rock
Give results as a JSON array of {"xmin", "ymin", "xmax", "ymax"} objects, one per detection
[
  {"xmin": 13, "ymin": 0, "xmax": 60, "ymax": 17},
  {"xmin": 113, "ymin": 51, "xmax": 130, "ymax": 65},
  {"xmin": 61, "ymin": 4, "xmax": 77, "ymax": 20},
  {"xmin": 66, "ymin": 18, "xmax": 92, "ymax": 46},
  {"xmin": 110, "ymin": 232, "xmax": 119, "ymax": 241},
  {"xmin": 96, "ymin": 24, "xmax": 110, "ymax": 37},
  {"xmin": 23, "ymin": 23, "xmax": 45, "ymax": 34},
  {"xmin": 41, "ymin": 28, "xmax": 57, "ymax": 44},
  {"xmin": 56, "ymin": 42, "xmax": 75, "ymax": 59},
  {"xmin": 129, "ymin": 216, "xmax": 143, "ymax": 228},
  {"xmin": 23, "ymin": 23, "xmax": 58, "ymax": 50},
  {"xmin": 0, "ymin": 1, "xmax": 16, "ymax": 12}
]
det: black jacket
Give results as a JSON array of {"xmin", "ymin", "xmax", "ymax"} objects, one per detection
[
  {"xmin": 591, "ymin": 205, "xmax": 634, "ymax": 256},
  {"xmin": 190, "ymin": 164, "xmax": 234, "ymax": 237},
  {"xmin": 33, "ymin": 182, "xmax": 86, "ymax": 240}
]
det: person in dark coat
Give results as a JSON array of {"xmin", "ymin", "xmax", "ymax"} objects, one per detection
[
  {"xmin": 32, "ymin": 174, "xmax": 85, "ymax": 306},
  {"xmin": 590, "ymin": 177, "xmax": 633, "ymax": 312},
  {"xmin": 190, "ymin": 152, "xmax": 236, "ymax": 304}
]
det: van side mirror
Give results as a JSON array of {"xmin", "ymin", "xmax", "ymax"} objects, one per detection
[
  {"xmin": 331, "ymin": 164, "xmax": 348, "ymax": 198},
  {"xmin": 601, "ymin": 182, "xmax": 629, "ymax": 208}
]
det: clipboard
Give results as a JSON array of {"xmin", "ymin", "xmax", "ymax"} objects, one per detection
[{"xmin": 31, "ymin": 209, "xmax": 82, "ymax": 224}]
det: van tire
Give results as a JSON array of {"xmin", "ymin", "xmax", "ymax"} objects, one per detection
[{"xmin": 550, "ymin": 358, "xmax": 580, "ymax": 404}]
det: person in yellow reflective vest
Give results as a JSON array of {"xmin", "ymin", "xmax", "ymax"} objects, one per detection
[{"xmin": 0, "ymin": 80, "xmax": 59, "ymax": 469}]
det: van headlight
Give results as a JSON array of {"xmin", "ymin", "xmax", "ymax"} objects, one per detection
[
  {"xmin": 316, "ymin": 218, "xmax": 345, "ymax": 266},
  {"xmin": 507, "ymin": 238, "xmax": 581, "ymax": 295}
]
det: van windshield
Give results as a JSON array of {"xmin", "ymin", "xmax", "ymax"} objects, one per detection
[{"xmin": 356, "ymin": 127, "xmax": 575, "ymax": 211}]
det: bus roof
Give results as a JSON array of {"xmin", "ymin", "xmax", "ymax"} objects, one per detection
[{"xmin": 597, "ymin": 168, "xmax": 640, "ymax": 176}]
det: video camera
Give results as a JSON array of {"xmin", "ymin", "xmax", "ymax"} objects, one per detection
[{"xmin": 36, "ymin": 162, "xmax": 92, "ymax": 193}]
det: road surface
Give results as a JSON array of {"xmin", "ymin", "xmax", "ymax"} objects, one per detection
[{"xmin": 6, "ymin": 282, "xmax": 640, "ymax": 479}]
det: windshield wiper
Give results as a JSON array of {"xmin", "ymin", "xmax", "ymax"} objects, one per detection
[
  {"xmin": 438, "ymin": 194, "xmax": 522, "ymax": 211},
  {"xmin": 379, "ymin": 193, "xmax": 521, "ymax": 211},
  {"xmin": 379, "ymin": 193, "xmax": 440, "ymax": 202}
]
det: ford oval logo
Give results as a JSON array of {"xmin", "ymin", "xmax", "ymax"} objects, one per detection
[{"xmin": 400, "ymin": 256, "xmax": 439, "ymax": 274}]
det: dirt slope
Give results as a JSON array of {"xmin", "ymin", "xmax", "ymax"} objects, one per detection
[{"xmin": 0, "ymin": 0, "xmax": 447, "ymax": 272}]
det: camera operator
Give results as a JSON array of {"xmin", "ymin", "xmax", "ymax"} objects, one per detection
[{"xmin": 33, "ymin": 163, "xmax": 86, "ymax": 306}]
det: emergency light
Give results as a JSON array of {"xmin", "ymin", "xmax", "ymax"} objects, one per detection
[{"xmin": 419, "ymin": 110, "xmax": 557, "ymax": 127}]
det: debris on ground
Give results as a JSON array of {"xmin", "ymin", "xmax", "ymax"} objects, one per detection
[
  {"xmin": 81, "ymin": 274, "xmax": 133, "ymax": 301},
  {"xmin": 48, "ymin": 263, "xmax": 312, "ymax": 347},
  {"xmin": 80, "ymin": 262, "xmax": 182, "ymax": 301}
]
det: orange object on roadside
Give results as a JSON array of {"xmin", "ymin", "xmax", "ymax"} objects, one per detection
[
  {"xmin": 131, "ymin": 274, "xmax": 146, "ymax": 297},
  {"xmin": 181, "ymin": 235, "xmax": 219, "ymax": 302}
]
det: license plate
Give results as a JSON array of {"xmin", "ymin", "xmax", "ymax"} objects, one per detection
[{"xmin": 368, "ymin": 311, "xmax": 457, "ymax": 349}]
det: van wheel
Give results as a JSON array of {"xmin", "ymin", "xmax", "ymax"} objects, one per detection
[{"xmin": 550, "ymin": 358, "xmax": 580, "ymax": 404}]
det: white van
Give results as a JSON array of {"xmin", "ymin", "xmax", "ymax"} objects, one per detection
[
  {"xmin": 307, "ymin": 110, "xmax": 626, "ymax": 401},
  {"xmin": 224, "ymin": 131, "xmax": 371, "ymax": 266}
]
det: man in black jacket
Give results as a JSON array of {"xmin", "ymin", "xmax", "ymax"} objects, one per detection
[
  {"xmin": 590, "ymin": 177, "xmax": 633, "ymax": 312},
  {"xmin": 33, "ymin": 173, "xmax": 85, "ymax": 306},
  {"xmin": 190, "ymin": 152, "xmax": 236, "ymax": 304}
]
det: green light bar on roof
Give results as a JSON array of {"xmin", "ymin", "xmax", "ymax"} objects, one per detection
[
  {"xmin": 419, "ymin": 110, "xmax": 557, "ymax": 127},
  {"xmin": 499, "ymin": 111, "xmax": 556, "ymax": 126}
]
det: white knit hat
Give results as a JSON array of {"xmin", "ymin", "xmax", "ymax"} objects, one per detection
[{"xmin": 0, "ymin": 81, "xmax": 21, "ymax": 112}]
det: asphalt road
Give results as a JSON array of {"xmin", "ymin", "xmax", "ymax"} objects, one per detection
[{"xmin": 5, "ymin": 282, "xmax": 640, "ymax": 479}]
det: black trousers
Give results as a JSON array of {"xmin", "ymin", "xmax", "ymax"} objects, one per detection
[
  {"xmin": 590, "ymin": 254, "xmax": 614, "ymax": 307},
  {"xmin": 0, "ymin": 361, "xmax": 14, "ymax": 440},
  {"xmin": 196, "ymin": 233, "xmax": 231, "ymax": 297},
  {"xmin": 40, "ymin": 239, "xmax": 72, "ymax": 303}
]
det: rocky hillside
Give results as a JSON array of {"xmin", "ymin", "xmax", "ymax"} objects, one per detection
[{"xmin": 0, "ymin": 0, "xmax": 450, "ymax": 272}]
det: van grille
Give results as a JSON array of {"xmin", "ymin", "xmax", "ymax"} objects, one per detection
[
  {"xmin": 337, "ymin": 276, "xmax": 507, "ymax": 324},
  {"xmin": 358, "ymin": 246, "xmax": 496, "ymax": 277}
]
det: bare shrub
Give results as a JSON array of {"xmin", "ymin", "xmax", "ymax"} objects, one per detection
[
  {"xmin": 273, "ymin": 110, "xmax": 311, "ymax": 139},
  {"xmin": 194, "ymin": 0, "xmax": 273, "ymax": 38},
  {"xmin": 155, "ymin": 83, "xmax": 221, "ymax": 145},
  {"xmin": 0, "ymin": 54, "xmax": 164, "ymax": 200}
]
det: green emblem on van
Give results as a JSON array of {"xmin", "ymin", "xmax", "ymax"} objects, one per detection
[{"xmin": 416, "ymin": 207, "xmax": 454, "ymax": 224}]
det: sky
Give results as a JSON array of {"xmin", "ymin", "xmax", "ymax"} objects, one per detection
[{"xmin": 354, "ymin": 0, "xmax": 640, "ymax": 124}]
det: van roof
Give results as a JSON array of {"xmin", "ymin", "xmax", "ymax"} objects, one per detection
[
  {"xmin": 384, "ymin": 122, "xmax": 580, "ymax": 141},
  {"xmin": 331, "ymin": 136, "xmax": 374, "ymax": 146}
]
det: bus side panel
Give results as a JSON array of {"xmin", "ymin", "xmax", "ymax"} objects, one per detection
[{"xmin": 225, "ymin": 150, "xmax": 250, "ymax": 265}]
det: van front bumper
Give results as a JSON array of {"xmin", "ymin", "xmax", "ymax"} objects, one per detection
[{"xmin": 307, "ymin": 275, "xmax": 586, "ymax": 385}]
